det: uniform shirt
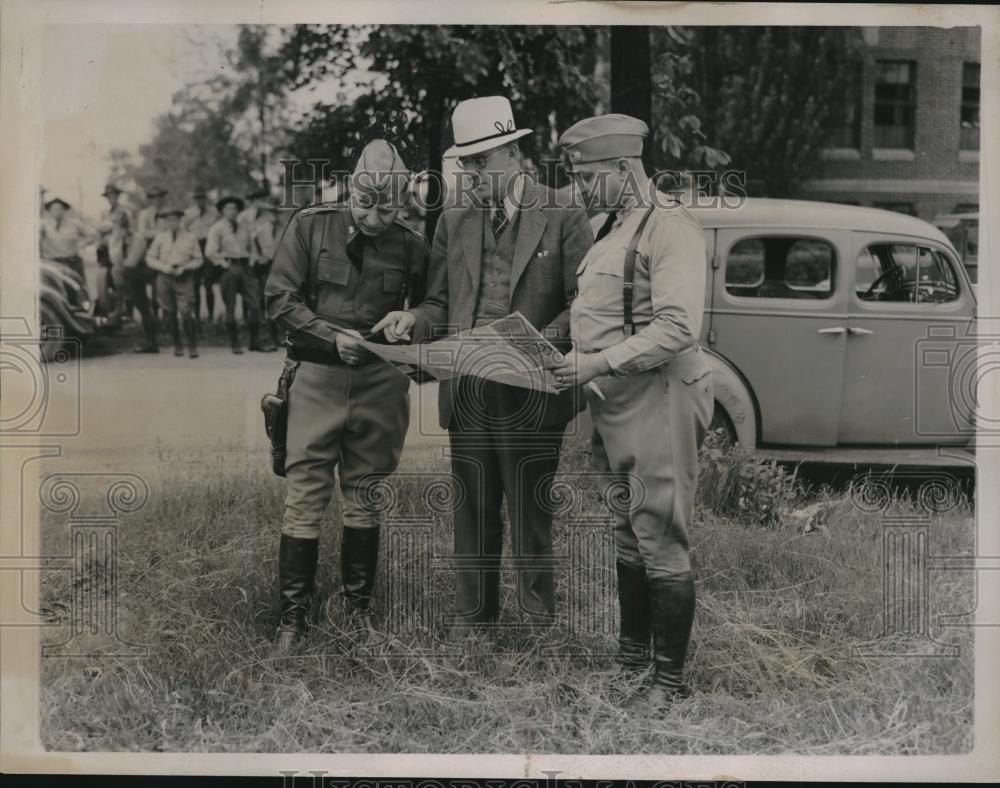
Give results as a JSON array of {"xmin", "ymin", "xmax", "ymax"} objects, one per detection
[
  {"xmin": 97, "ymin": 204, "xmax": 134, "ymax": 238},
  {"xmin": 136, "ymin": 205, "xmax": 163, "ymax": 242},
  {"xmin": 145, "ymin": 229, "xmax": 203, "ymax": 275},
  {"xmin": 206, "ymin": 218, "xmax": 253, "ymax": 266},
  {"xmin": 39, "ymin": 214, "xmax": 97, "ymax": 259},
  {"xmin": 570, "ymin": 198, "xmax": 707, "ymax": 376},
  {"xmin": 266, "ymin": 204, "xmax": 428, "ymax": 353},
  {"xmin": 107, "ymin": 230, "xmax": 147, "ymax": 270},
  {"xmin": 183, "ymin": 203, "xmax": 219, "ymax": 241}
]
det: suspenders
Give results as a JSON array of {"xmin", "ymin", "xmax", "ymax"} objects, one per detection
[{"xmin": 622, "ymin": 205, "xmax": 657, "ymax": 337}]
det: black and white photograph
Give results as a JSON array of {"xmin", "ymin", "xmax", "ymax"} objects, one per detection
[{"xmin": 1, "ymin": 0, "xmax": 998, "ymax": 781}]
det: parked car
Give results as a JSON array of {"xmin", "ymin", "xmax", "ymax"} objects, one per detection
[
  {"xmin": 39, "ymin": 258, "xmax": 95, "ymax": 362},
  {"xmin": 684, "ymin": 198, "xmax": 976, "ymax": 467}
]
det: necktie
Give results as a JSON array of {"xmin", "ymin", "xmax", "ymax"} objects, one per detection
[
  {"xmin": 595, "ymin": 211, "xmax": 618, "ymax": 242},
  {"xmin": 491, "ymin": 199, "xmax": 508, "ymax": 239}
]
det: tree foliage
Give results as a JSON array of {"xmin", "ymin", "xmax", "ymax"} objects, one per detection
[{"xmin": 688, "ymin": 27, "xmax": 864, "ymax": 196}]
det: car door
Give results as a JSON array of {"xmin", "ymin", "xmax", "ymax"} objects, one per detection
[
  {"xmin": 838, "ymin": 234, "xmax": 976, "ymax": 445},
  {"xmin": 708, "ymin": 228, "xmax": 848, "ymax": 446}
]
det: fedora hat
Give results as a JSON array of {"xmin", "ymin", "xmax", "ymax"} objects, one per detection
[
  {"xmin": 44, "ymin": 197, "xmax": 71, "ymax": 211},
  {"xmin": 145, "ymin": 185, "xmax": 168, "ymax": 199},
  {"xmin": 444, "ymin": 96, "xmax": 532, "ymax": 159},
  {"xmin": 216, "ymin": 195, "xmax": 245, "ymax": 213},
  {"xmin": 101, "ymin": 183, "xmax": 123, "ymax": 197}
]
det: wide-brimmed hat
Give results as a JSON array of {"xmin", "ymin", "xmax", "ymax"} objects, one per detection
[
  {"xmin": 145, "ymin": 185, "xmax": 168, "ymax": 199},
  {"xmin": 101, "ymin": 183, "xmax": 123, "ymax": 197},
  {"xmin": 216, "ymin": 195, "xmax": 245, "ymax": 213},
  {"xmin": 44, "ymin": 197, "xmax": 71, "ymax": 211},
  {"xmin": 156, "ymin": 207, "xmax": 184, "ymax": 219},
  {"xmin": 443, "ymin": 96, "xmax": 532, "ymax": 159}
]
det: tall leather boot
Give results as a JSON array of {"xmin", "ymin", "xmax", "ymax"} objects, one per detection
[
  {"xmin": 647, "ymin": 573, "xmax": 696, "ymax": 703},
  {"xmin": 271, "ymin": 534, "xmax": 320, "ymax": 656},
  {"xmin": 341, "ymin": 526, "xmax": 381, "ymax": 643},
  {"xmin": 184, "ymin": 316, "xmax": 198, "ymax": 359},
  {"xmin": 616, "ymin": 560, "xmax": 652, "ymax": 673},
  {"xmin": 168, "ymin": 314, "xmax": 183, "ymax": 356},
  {"xmin": 227, "ymin": 321, "xmax": 243, "ymax": 354},
  {"xmin": 133, "ymin": 317, "xmax": 159, "ymax": 353}
]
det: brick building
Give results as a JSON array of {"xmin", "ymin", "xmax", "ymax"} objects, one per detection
[{"xmin": 798, "ymin": 26, "xmax": 981, "ymax": 222}]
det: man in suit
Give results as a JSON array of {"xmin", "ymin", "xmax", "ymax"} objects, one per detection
[{"xmin": 374, "ymin": 96, "xmax": 593, "ymax": 638}]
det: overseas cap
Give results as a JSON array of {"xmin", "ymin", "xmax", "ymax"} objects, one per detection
[
  {"xmin": 559, "ymin": 113, "xmax": 649, "ymax": 164},
  {"xmin": 351, "ymin": 139, "xmax": 410, "ymax": 207}
]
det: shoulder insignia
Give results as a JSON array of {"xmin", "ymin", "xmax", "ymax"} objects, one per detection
[{"xmin": 393, "ymin": 216, "xmax": 424, "ymax": 240}]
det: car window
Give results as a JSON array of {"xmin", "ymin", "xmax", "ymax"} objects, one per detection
[
  {"xmin": 725, "ymin": 236, "xmax": 835, "ymax": 299},
  {"xmin": 855, "ymin": 243, "xmax": 960, "ymax": 303}
]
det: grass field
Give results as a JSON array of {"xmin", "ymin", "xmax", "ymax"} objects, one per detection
[{"xmin": 38, "ymin": 429, "xmax": 976, "ymax": 754}]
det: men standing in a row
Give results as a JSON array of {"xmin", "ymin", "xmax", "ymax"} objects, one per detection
[
  {"xmin": 374, "ymin": 96, "xmax": 594, "ymax": 638},
  {"xmin": 96, "ymin": 184, "xmax": 134, "ymax": 325},
  {"xmin": 105, "ymin": 210, "xmax": 159, "ymax": 353},
  {"xmin": 265, "ymin": 139, "xmax": 428, "ymax": 654},
  {"xmin": 551, "ymin": 115, "xmax": 714, "ymax": 706},
  {"xmin": 145, "ymin": 207, "xmax": 203, "ymax": 358},
  {"xmin": 183, "ymin": 188, "xmax": 220, "ymax": 325},
  {"xmin": 206, "ymin": 195, "xmax": 274, "ymax": 353},
  {"xmin": 39, "ymin": 197, "xmax": 97, "ymax": 280}
]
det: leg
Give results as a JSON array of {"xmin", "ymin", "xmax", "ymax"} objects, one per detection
[
  {"xmin": 240, "ymin": 266, "xmax": 272, "ymax": 351},
  {"xmin": 174, "ymin": 273, "xmax": 198, "ymax": 358},
  {"xmin": 126, "ymin": 266, "xmax": 159, "ymax": 352},
  {"xmin": 273, "ymin": 361, "xmax": 350, "ymax": 653},
  {"xmin": 219, "ymin": 265, "xmax": 242, "ymax": 353},
  {"xmin": 588, "ymin": 408, "xmax": 650, "ymax": 672},
  {"xmin": 495, "ymin": 426, "xmax": 565, "ymax": 624},
  {"xmin": 337, "ymin": 363, "xmax": 411, "ymax": 637},
  {"xmin": 154, "ymin": 275, "xmax": 182, "ymax": 355}
]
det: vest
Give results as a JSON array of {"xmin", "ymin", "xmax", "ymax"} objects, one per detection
[{"xmin": 473, "ymin": 210, "xmax": 518, "ymax": 327}]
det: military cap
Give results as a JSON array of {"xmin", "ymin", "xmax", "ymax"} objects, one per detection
[
  {"xmin": 156, "ymin": 206, "xmax": 184, "ymax": 219},
  {"xmin": 145, "ymin": 185, "xmax": 168, "ymax": 198},
  {"xmin": 44, "ymin": 197, "xmax": 71, "ymax": 211},
  {"xmin": 216, "ymin": 195, "xmax": 245, "ymax": 213},
  {"xmin": 101, "ymin": 183, "xmax": 123, "ymax": 197},
  {"xmin": 350, "ymin": 139, "xmax": 410, "ymax": 207},
  {"xmin": 559, "ymin": 113, "xmax": 649, "ymax": 164}
]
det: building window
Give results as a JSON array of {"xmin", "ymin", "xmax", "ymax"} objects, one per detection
[
  {"xmin": 725, "ymin": 237, "xmax": 835, "ymax": 299},
  {"xmin": 960, "ymin": 62, "xmax": 980, "ymax": 151},
  {"xmin": 874, "ymin": 60, "xmax": 916, "ymax": 149},
  {"xmin": 872, "ymin": 201, "xmax": 916, "ymax": 216},
  {"xmin": 855, "ymin": 244, "xmax": 958, "ymax": 303},
  {"xmin": 828, "ymin": 63, "xmax": 863, "ymax": 149}
]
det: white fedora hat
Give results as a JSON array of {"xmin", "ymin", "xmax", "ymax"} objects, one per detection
[{"xmin": 444, "ymin": 96, "xmax": 533, "ymax": 159}]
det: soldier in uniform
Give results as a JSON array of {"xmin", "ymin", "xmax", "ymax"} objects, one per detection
[
  {"xmin": 97, "ymin": 183, "xmax": 134, "ymax": 326},
  {"xmin": 251, "ymin": 199, "xmax": 287, "ymax": 348},
  {"xmin": 145, "ymin": 207, "xmax": 203, "ymax": 358},
  {"xmin": 39, "ymin": 197, "xmax": 97, "ymax": 280},
  {"xmin": 264, "ymin": 139, "xmax": 427, "ymax": 654},
  {"xmin": 206, "ymin": 195, "xmax": 273, "ymax": 353},
  {"xmin": 551, "ymin": 114, "xmax": 714, "ymax": 705}
]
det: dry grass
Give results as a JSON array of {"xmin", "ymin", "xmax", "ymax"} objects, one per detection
[{"xmin": 38, "ymin": 432, "xmax": 975, "ymax": 754}]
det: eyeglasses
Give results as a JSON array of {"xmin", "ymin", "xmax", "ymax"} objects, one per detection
[{"xmin": 456, "ymin": 147, "xmax": 504, "ymax": 172}]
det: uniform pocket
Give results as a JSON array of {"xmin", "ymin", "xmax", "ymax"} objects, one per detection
[{"xmin": 317, "ymin": 257, "xmax": 351, "ymax": 286}]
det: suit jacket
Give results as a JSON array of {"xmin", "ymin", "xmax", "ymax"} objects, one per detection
[{"xmin": 411, "ymin": 178, "xmax": 594, "ymax": 429}]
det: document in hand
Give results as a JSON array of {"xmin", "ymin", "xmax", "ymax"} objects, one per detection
[{"xmin": 358, "ymin": 312, "xmax": 562, "ymax": 393}]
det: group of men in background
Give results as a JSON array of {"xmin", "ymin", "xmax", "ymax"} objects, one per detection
[{"xmin": 39, "ymin": 181, "xmax": 290, "ymax": 357}]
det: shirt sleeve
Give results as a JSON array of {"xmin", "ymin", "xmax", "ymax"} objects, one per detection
[
  {"xmin": 600, "ymin": 210, "xmax": 707, "ymax": 376},
  {"xmin": 205, "ymin": 224, "xmax": 226, "ymax": 267},
  {"xmin": 264, "ymin": 212, "xmax": 340, "ymax": 353}
]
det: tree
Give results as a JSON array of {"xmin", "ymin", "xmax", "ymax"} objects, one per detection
[{"xmin": 687, "ymin": 27, "xmax": 864, "ymax": 196}]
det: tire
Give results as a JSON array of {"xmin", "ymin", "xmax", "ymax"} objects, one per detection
[
  {"xmin": 39, "ymin": 301, "xmax": 71, "ymax": 364},
  {"xmin": 708, "ymin": 402, "xmax": 737, "ymax": 447}
]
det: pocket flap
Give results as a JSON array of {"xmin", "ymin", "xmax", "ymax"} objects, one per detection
[
  {"xmin": 682, "ymin": 367, "xmax": 712, "ymax": 385},
  {"xmin": 317, "ymin": 257, "xmax": 351, "ymax": 286},
  {"xmin": 383, "ymin": 269, "xmax": 405, "ymax": 293}
]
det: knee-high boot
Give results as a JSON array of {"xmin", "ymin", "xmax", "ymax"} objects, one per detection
[
  {"xmin": 341, "ymin": 526, "xmax": 381, "ymax": 641},
  {"xmin": 648, "ymin": 572, "xmax": 696, "ymax": 702},
  {"xmin": 184, "ymin": 315, "xmax": 198, "ymax": 359},
  {"xmin": 227, "ymin": 321, "xmax": 243, "ymax": 354},
  {"xmin": 272, "ymin": 534, "xmax": 320, "ymax": 656},
  {"xmin": 616, "ymin": 560, "xmax": 651, "ymax": 672}
]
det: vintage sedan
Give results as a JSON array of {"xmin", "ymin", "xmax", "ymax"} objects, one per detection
[{"xmin": 685, "ymin": 199, "xmax": 977, "ymax": 467}]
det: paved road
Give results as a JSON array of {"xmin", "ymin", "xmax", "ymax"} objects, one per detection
[{"xmin": 19, "ymin": 347, "xmax": 449, "ymax": 479}]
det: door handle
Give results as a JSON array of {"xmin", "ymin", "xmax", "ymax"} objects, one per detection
[
  {"xmin": 848, "ymin": 327, "xmax": 875, "ymax": 336},
  {"xmin": 817, "ymin": 326, "xmax": 846, "ymax": 334}
]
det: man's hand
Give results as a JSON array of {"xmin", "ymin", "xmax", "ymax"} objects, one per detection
[
  {"xmin": 550, "ymin": 349, "xmax": 611, "ymax": 391},
  {"xmin": 371, "ymin": 310, "xmax": 416, "ymax": 343},
  {"xmin": 335, "ymin": 328, "xmax": 369, "ymax": 366}
]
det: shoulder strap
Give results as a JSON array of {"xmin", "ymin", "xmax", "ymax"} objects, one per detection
[{"xmin": 622, "ymin": 205, "xmax": 657, "ymax": 337}]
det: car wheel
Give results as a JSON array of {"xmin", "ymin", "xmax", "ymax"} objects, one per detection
[
  {"xmin": 708, "ymin": 403, "xmax": 737, "ymax": 447},
  {"xmin": 39, "ymin": 301, "xmax": 71, "ymax": 364}
]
